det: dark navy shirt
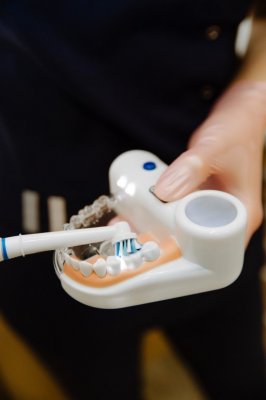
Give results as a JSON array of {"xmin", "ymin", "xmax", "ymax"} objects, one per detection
[{"xmin": 0, "ymin": 0, "xmax": 252, "ymax": 223}]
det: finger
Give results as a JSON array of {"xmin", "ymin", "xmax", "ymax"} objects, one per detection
[
  {"xmin": 239, "ymin": 197, "xmax": 263, "ymax": 247},
  {"xmin": 154, "ymin": 149, "xmax": 212, "ymax": 202}
]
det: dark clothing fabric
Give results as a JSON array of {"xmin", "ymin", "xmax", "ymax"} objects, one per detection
[
  {"xmin": 0, "ymin": 0, "xmax": 252, "ymax": 217},
  {"xmin": 0, "ymin": 1, "xmax": 266, "ymax": 399}
]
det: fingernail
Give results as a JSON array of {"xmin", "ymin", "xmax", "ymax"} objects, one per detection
[{"xmin": 155, "ymin": 168, "xmax": 192, "ymax": 200}]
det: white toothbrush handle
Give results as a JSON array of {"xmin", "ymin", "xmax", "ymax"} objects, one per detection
[{"xmin": 0, "ymin": 222, "xmax": 130, "ymax": 261}]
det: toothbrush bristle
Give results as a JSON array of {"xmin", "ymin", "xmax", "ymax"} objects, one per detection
[
  {"xmin": 114, "ymin": 237, "xmax": 142, "ymax": 257},
  {"xmin": 115, "ymin": 242, "xmax": 120, "ymax": 257},
  {"xmin": 130, "ymin": 238, "xmax": 136, "ymax": 253},
  {"xmin": 123, "ymin": 240, "xmax": 128, "ymax": 256},
  {"xmin": 127, "ymin": 239, "xmax": 131, "ymax": 253}
]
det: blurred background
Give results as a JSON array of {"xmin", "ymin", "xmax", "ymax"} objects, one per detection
[
  {"xmin": 0, "ymin": 263, "xmax": 265, "ymax": 400},
  {"xmin": 0, "ymin": 152, "xmax": 266, "ymax": 399},
  {"xmin": 0, "ymin": 5, "xmax": 266, "ymax": 399}
]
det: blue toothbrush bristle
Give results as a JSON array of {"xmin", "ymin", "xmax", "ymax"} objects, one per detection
[
  {"xmin": 114, "ymin": 238, "xmax": 142, "ymax": 257},
  {"xmin": 115, "ymin": 241, "xmax": 120, "ymax": 257},
  {"xmin": 123, "ymin": 240, "xmax": 128, "ymax": 256},
  {"xmin": 131, "ymin": 238, "xmax": 136, "ymax": 253}
]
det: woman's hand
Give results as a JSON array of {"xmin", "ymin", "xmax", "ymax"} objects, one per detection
[{"xmin": 155, "ymin": 81, "xmax": 266, "ymax": 245}]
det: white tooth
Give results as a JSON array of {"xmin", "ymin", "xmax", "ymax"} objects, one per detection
[
  {"xmin": 65, "ymin": 254, "xmax": 80, "ymax": 270},
  {"xmin": 69, "ymin": 215, "xmax": 83, "ymax": 228},
  {"xmin": 79, "ymin": 261, "xmax": 93, "ymax": 277},
  {"xmin": 64, "ymin": 254, "xmax": 71, "ymax": 264},
  {"xmin": 93, "ymin": 258, "xmax": 107, "ymax": 278},
  {"xmin": 124, "ymin": 252, "xmax": 143, "ymax": 269},
  {"xmin": 140, "ymin": 241, "xmax": 161, "ymax": 262},
  {"xmin": 106, "ymin": 256, "xmax": 121, "ymax": 276}
]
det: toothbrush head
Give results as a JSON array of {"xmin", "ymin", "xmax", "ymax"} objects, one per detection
[
  {"xmin": 54, "ymin": 195, "xmax": 162, "ymax": 282},
  {"xmin": 112, "ymin": 233, "xmax": 141, "ymax": 257}
]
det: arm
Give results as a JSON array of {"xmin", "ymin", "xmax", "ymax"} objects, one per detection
[
  {"xmin": 237, "ymin": 17, "xmax": 266, "ymax": 81},
  {"xmin": 155, "ymin": 16, "xmax": 266, "ymax": 245}
]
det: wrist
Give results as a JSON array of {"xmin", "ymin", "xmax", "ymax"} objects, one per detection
[{"xmin": 214, "ymin": 80, "xmax": 266, "ymax": 127}]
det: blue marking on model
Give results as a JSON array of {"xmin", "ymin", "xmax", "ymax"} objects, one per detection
[{"xmin": 143, "ymin": 161, "xmax": 156, "ymax": 170}]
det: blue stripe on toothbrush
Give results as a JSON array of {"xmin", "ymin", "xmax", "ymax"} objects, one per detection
[{"xmin": 1, "ymin": 238, "xmax": 9, "ymax": 260}]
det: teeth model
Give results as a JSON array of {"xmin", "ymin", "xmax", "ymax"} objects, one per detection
[
  {"xmin": 140, "ymin": 241, "xmax": 161, "ymax": 262},
  {"xmin": 64, "ymin": 253, "xmax": 80, "ymax": 270},
  {"xmin": 63, "ymin": 240, "xmax": 160, "ymax": 278},
  {"xmin": 61, "ymin": 195, "xmax": 160, "ymax": 278},
  {"xmin": 93, "ymin": 258, "xmax": 107, "ymax": 278},
  {"xmin": 106, "ymin": 256, "xmax": 121, "ymax": 276},
  {"xmin": 79, "ymin": 261, "xmax": 93, "ymax": 277}
]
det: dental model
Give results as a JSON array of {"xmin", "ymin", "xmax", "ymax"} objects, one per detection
[
  {"xmin": 0, "ymin": 150, "xmax": 247, "ymax": 309},
  {"xmin": 61, "ymin": 226, "xmax": 160, "ymax": 279},
  {"xmin": 0, "ymin": 220, "xmax": 160, "ymax": 276}
]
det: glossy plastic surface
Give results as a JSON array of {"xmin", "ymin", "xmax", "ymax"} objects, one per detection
[{"xmin": 59, "ymin": 150, "xmax": 247, "ymax": 308}]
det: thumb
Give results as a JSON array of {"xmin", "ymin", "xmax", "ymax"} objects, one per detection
[{"xmin": 154, "ymin": 149, "xmax": 212, "ymax": 202}]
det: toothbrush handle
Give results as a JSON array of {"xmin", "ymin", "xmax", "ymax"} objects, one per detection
[{"xmin": 0, "ymin": 226, "xmax": 118, "ymax": 261}]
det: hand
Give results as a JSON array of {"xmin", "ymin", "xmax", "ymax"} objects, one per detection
[{"xmin": 155, "ymin": 81, "xmax": 266, "ymax": 245}]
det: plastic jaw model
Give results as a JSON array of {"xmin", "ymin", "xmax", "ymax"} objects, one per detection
[{"xmin": 55, "ymin": 150, "xmax": 247, "ymax": 309}]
